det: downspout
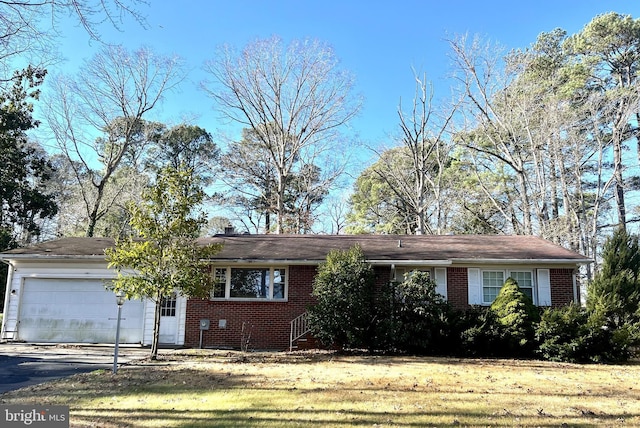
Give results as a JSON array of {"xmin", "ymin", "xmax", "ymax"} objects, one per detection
[
  {"xmin": 1, "ymin": 260, "xmax": 15, "ymax": 340},
  {"xmin": 572, "ymin": 271, "xmax": 579, "ymax": 305}
]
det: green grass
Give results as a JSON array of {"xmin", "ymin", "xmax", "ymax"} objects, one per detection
[{"xmin": 3, "ymin": 350, "xmax": 640, "ymax": 427}]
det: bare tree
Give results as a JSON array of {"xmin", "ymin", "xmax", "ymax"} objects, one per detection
[
  {"xmin": 45, "ymin": 45, "xmax": 185, "ymax": 237},
  {"xmin": 391, "ymin": 72, "xmax": 457, "ymax": 234},
  {"xmin": 324, "ymin": 196, "xmax": 349, "ymax": 235},
  {"xmin": 0, "ymin": 0, "xmax": 147, "ymax": 81},
  {"xmin": 449, "ymin": 35, "xmax": 537, "ymax": 235},
  {"xmin": 203, "ymin": 36, "xmax": 362, "ymax": 233}
]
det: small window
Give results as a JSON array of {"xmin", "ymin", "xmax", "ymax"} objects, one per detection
[
  {"xmin": 161, "ymin": 294, "xmax": 177, "ymax": 317},
  {"xmin": 273, "ymin": 269, "xmax": 285, "ymax": 299},
  {"xmin": 482, "ymin": 271, "xmax": 504, "ymax": 303},
  {"xmin": 510, "ymin": 271, "xmax": 534, "ymax": 301},
  {"xmin": 211, "ymin": 268, "xmax": 226, "ymax": 298}
]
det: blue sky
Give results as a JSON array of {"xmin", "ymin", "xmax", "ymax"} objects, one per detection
[{"xmin": 50, "ymin": 0, "xmax": 640, "ymax": 158}]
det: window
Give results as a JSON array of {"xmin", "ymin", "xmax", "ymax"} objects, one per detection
[
  {"xmin": 273, "ymin": 269, "xmax": 285, "ymax": 299},
  {"xmin": 211, "ymin": 267, "xmax": 286, "ymax": 300},
  {"xmin": 481, "ymin": 269, "xmax": 535, "ymax": 304},
  {"xmin": 211, "ymin": 268, "xmax": 226, "ymax": 298},
  {"xmin": 510, "ymin": 271, "xmax": 533, "ymax": 300},
  {"xmin": 231, "ymin": 268, "xmax": 270, "ymax": 298},
  {"xmin": 161, "ymin": 294, "xmax": 177, "ymax": 317},
  {"xmin": 482, "ymin": 271, "xmax": 504, "ymax": 304}
]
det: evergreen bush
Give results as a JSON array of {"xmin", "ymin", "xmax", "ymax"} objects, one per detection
[{"xmin": 307, "ymin": 245, "xmax": 376, "ymax": 350}]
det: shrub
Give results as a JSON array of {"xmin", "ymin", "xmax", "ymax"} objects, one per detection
[
  {"xmin": 490, "ymin": 277, "xmax": 540, "ymax": 357},
  {"xmin": 390, "ymin": 271, "xmax": 454, "ymax": 354},
  {"xmin": 307, "ymin": 245, "xmax": 376, "ymax": 350},
  {"xmin": 536, "ymin": 304, "xmax": 635, "ymax": 363},
  {"xmin": 459, "ymin": 306, "xmax": 507, "ymax": 357}
]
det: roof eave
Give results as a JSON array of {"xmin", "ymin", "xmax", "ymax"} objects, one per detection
[
  {"xmin": 451, "ymin": 258, "xmax": 593, "ymax": 265},
  {"xmin": 206, "ymin": 258, "xmax": 326, "ymax": 265},
  {"xmin": 367, "ymin": 260, "xmax": 452, "ymax": 266},
  {"xmin": 0, "ymin": 254, "xmax": 107, "ymax": 262}
]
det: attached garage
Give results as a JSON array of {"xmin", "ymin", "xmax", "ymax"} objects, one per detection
[
  {"xmin": 0, "ymin": 237, "xmax": 186, "ymax": 346},
  {"xmin": 18, "ymin": 278, "xmax": 144, "ymax": 343}
]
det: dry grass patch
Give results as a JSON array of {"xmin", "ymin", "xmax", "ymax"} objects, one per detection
[{"xmin": 2, "ymin": 350, "xmax": 640, "ymax": 427}]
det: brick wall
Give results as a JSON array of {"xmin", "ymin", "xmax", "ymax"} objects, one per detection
[
  {"xmin": 185, "ymin": 265, "xmax": 317, "ymax": 350},
  {"xmin": 447, "ymin": 267, "xmax": 468, "ymax": 309},
  {"xmin": 184, "ymin": 264, "xmax": 577, "ymax": 349},
  {"xmin": 550, "ymin": 268, "xmax": 575, "ymax": 307},
  {"xmin": 444, "ymin": 267, "xmax": 576, "ymax": 309}
]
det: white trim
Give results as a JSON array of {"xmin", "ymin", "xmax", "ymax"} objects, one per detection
[
  {"xmin": 208, "ymin": 259, "xmax": 454, "ymax": 266},
  {"xmin": 211, "ymin": 266, "xmax": 288, "ymax": 301},
  {"xmin": 0, "ymin": 255, "xmax": 106, "ymax": 261},
  {"xmin": 452, "ymin": 258, "xmax": 592, "ymax": 265},
  {"xmin": 1, "ymin": 262, "xmax": 14, "ymax": 339},
  {"xmin": 368, "ymin": 260, "xmax": 452, "ymax": 266}
]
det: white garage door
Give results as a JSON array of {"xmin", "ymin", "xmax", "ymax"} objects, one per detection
[{"xmin": 18, "ymin": 278, "xmax": 144, "ymax": 344}]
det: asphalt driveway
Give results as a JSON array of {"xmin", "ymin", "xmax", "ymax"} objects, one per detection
[{"xmin": 0, "ymin": 343, "xmax": 149, "ymax": 394}]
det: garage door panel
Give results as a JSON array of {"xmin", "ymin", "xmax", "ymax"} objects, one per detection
[{"xmin": 19, "ymin": 278, "xmax": 144, "ymax": 344}]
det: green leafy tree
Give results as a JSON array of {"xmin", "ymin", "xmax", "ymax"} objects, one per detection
[
  {"xmin": 564, "ymin": 12, "xmax": 640, "ymax": 230},
  {"xmin": 346, "ymin": 148, "xmax": 416, "ymax": 234},
  {"xmin": 0, "ymin": 66, "xmax": 57, "ymax": 250},
  {"xmin": 105, "ymin": 166, "xmax": 221, "ymax": 359},
  {"xmin": 308, "ymin": 245, "xmax": 375, "ymax": 350},
  {"xmin": 147, "ymin": 124, "xmax": 218, "ymax": 186}
]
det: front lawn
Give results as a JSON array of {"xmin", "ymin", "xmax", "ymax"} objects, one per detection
[{"xmin": 2, "ymin": 350, "xmax": 639, "ymax": 427}]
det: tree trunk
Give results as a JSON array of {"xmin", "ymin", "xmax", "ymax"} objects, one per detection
[
  {"xmin": 613, "ymin": 139, "xmax": 627, "ymax": 230},
  {"xmin": 150, "ymin": 292, "xmax": 162, "ymax": 360}
]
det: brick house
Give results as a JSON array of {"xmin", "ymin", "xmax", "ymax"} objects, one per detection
[
  {"xmin": 1, "ymin": 234, "xmax": 591, "ymax": 350},
  {"xmin": 190, "ymin": 234, "xmax": 590, "ymax": 350}
]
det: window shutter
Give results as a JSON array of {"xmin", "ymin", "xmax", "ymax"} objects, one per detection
[
  {"xmin": 537, "ymin": 269, "xmax": 551, "ymax": 306},
  {"xmin": 468, "ymin": 268, "xmax": 482, "ymax": 305},
  {"xmin": 434, "ymin": 268, "xmax": 447, "ymax": 299}
]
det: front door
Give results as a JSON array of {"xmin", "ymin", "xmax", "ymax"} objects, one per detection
[{"xmin": 159, "ymin": 294, "xmax": 178, "ymax": 344}]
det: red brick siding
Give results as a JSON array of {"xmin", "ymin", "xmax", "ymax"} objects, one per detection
[
  {"xmin": 185, "ymin": 265, "xmax": 317, "ymax": 350},
  {"xmin": 373, "ymin": 266, "xmax": 391, "ymax": 292},
  {"xmin": 444, "ymin": 267, "xmax": 576, "ymax": 309},
  {"xmin": 185, "ymin": 264, "xmax": 578, "ymax": 349},
  {"xmin": 447, "ymin": 267, "xmax": 468, "ymax": 309},
  {"xmin": 550, "ymin": 268, "xmax": 575, "ymax": 307}
]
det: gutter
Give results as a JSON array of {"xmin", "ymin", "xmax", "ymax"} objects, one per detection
[
  {"xmin": 205, "ymin": 258, "xmax": 592, "ymax": 266},
  {"xmin": 205, "ymin": 258, "xmax": 454, "ymax": 266},
  {"xmin": 451, "ymin": 258, "xmax": 593, "ymax": 265},
  {"xmin": 0, "ymin": 255, "xmax": 107, "ymax": 261}
]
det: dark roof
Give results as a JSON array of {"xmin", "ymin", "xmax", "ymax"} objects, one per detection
[
  {"xmin": 0, "ymin": 237, "xmax": 116, "ymax": 257},
  {"xmin": 0, "ymin": 235, "xmax": 591, "ymax": 265},
  {"xmin": 199, "ymin": 234, "xmax": 590, "ymax": 264}
]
